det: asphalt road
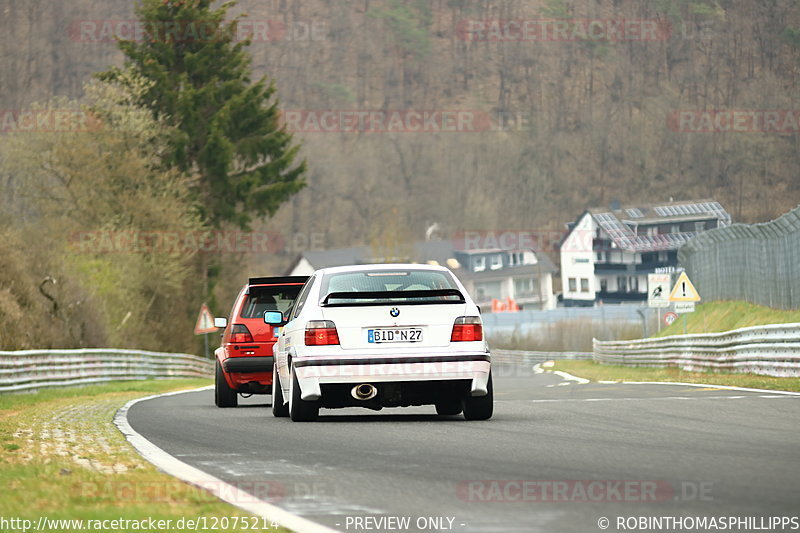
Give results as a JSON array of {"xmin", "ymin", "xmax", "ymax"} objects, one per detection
[{"xmin": 127, "ymin": 365, "xmax": 800, "ymax": 533}]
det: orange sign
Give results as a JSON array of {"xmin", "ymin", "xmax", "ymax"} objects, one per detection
[{"xmin": 491, "ymin": 298, "xmax": 520, "ymax": 313}]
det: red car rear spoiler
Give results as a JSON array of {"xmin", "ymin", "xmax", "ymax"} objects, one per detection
[{"xmin": 248, "ymin": 276, "xmax": 309, "ymax": 286}]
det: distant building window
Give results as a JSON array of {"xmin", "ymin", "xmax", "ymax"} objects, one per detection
[
  {"xmin": 646, "ymin": 226, "xmax": 658, "ymax": 237},
  {"xmin": 514, "ymin": 277, "xmax": 536, "ymax": 297},
  {"xmin": 599, "ymin": 278, "xmax": 608, "ymax": 292},
  {"xmin": 510, "ymin": 251, "xmax": 534, "ymax": 266},
  {"xmin": 568, "ymin": 278, "xmax": 577, "ymax": 292},
  {"xmin": 596, "ymin": 252, "xmax": 604, "ymax": 262},
  {"xmin": 617, "ymin": 276, "xmax": 628, "ymax": 292},
  {"xmin": 658, "ymin": 251, "xmax": 668, "ymax": 262},
  {"xmin": 490, "ymin": 254, "xmax": 502, "ymax": 270},
  {"xmin": 629, "ymin": 276, "xmax": 638, "ymax": 292},
  {"xmin": 671, "ymin": 224, "xmax": 680, "ymax": 233},
  {"xmin": 580, "ymin": 278, "xmax": 590, "ymax": 293},
  {"xmin": 695, "ymin": 221, "xmax": 705, "ymax": 232},
  {"xmin": 475, "ymin": 280, "xmax": 502, "ymax": 301},
  {"xmin": 474, "ymin": 256, "xmax": 486, "ymax": 272}
]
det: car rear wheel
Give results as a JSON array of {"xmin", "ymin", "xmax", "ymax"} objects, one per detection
[
  {"xmin": 435, "ymin": 401, "xmax": 463, "ymax": 416},
  {"xmin": 271, "ymin": 365, "xmax": 289, "ymax": 417},
  {"xmin": 215, "ymin": 360, "xmax": 238, "ymax": 408},
  {"xmin": 463, "ymin": 373, "xmax": 493, "ymax": 420},
  {"xmin": 289, "ymin": 366, "xmax": 319, "ymax": 422}
]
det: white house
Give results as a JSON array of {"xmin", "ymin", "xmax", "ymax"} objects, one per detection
[{"xmin": 560, "ymin": 199, "xmax": 731, "ymax": 306}]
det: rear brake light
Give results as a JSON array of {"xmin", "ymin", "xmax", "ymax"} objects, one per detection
[
  {"xmin": 451, "ymin": 316, "xmax": 483, "ymax": 342},
  {"xmin": 305, "ymin": 320, "xmax": 340, "ymax": 346},
  {"xmin": 230, "ymin": 324, "xmax": 254, "ymax": 343}
]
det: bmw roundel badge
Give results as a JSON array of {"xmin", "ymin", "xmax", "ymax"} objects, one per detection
[{"xmin": 390, "ymin": 307, "xmax": 400, "ymax": 318}]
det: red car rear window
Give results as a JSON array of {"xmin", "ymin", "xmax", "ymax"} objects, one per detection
[{"xmin": 240, "ymin": 285, "xmax": 303, "ymax": 318}]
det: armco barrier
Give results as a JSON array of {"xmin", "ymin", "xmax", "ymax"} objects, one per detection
[
  {"xmin": 0, "ymin": 348, "xmax": 213, "ymax": 393},
  {"xmin": 593, "ymin": 323, "xmax": 800, "ymax": 377}
]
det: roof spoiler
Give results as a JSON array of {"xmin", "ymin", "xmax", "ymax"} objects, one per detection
[
  {"xmin": 321, "ymin": 289, "xmax": 465, "ymax": 307},
  {"xmin": 248, "ymin": 276, "xmax": 309, "ymax": 286}
]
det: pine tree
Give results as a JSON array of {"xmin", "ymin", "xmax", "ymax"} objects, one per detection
[{"xmin": 100, "ymin": 0, "xmax": 305, "ymax": 229}]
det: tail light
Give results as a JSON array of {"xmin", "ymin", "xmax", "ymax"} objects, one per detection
[
  {"xmin": 451, "ymin": 316, "xmax": 483, "ymax": 342},
  {"xmin": 230, "ymin": 324, "xmax": 254, "ymax": 343},
  {"xmin": 305, "ymin": 320, "xmax": 340, "ymax": 346}
]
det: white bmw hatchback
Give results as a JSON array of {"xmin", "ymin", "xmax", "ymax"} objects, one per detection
[{"xmin": 268, "ymin": 264, "xmax": 493, "ymax": 421}]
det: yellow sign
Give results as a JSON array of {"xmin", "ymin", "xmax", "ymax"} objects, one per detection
[{"xmin": 668, "ymin": 272, "xmax": 701, "ymax": 302}]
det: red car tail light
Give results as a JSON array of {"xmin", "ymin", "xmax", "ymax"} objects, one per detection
[
  {"xmin": 305, "ymin": 320, "xmax": 340, "ymax": 346},
  {"xmin": 230, "ymin": 324, "xmax": 254, "ymax": 343},
  {"xmin": 451, "ymin": 316, "xmax": 483, "ymax": 342}
]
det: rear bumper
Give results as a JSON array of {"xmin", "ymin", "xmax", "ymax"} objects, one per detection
[
  {"xmin": 223, "ymin": 356, "xmax": 274, "ymax": 373},
  {"xmin": 293, "ymin": 352, "xmax": 491, "ymax": 401}
]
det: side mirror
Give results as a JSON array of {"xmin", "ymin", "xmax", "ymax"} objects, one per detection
[
  {"xmin": 264, "ymin": 311, "xmax": 285, "ymax": 325},
  {"xmin": 214, "ymin": 317, "xmax": 227, "ymax": 329}
]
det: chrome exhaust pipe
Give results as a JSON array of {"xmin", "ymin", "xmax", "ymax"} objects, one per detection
[{"xmin": 351, "ymin": 383, "xmax": 378, "ymax": 401}]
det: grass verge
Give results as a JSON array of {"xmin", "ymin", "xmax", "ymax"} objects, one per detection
[
  {"xmin": 656, "ymin": 300, "xmax": 800, "ymax": 336},
  {"xmin": 0, "ymin": 380, "xmax": 288, "ymax": 532},
  {"xmin": 551, "ymin": 360, "xmax": 800, "ymax": 392}
]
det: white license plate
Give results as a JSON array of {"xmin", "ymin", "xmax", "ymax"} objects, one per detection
[{"xmin": 367, "ymin": 328, "xmax": 423, "ymax": 343}]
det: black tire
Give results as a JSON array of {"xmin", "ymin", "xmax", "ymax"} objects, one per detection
[
  {"xmin": 289, "ymin": 366, "xmax": 319, "ymax": 422},
  {"xmin": 215, "ymin": 360, "xmax": 238, "ymax": 408},
  {"xmin": 435, "ymin": 401, "xmax": 463, "ymax": 416},
  {"xmin": 271, "ymin": 365, "xmax": 289, "ymax": 417},
  {"xmin": 463, "ymin": 373, "xmax": 493, "ymax": 420}
]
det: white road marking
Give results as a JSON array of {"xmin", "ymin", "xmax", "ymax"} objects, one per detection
[
  {"xmin": 553, "ymin": 370, "xmax": 590, "ymax": 384},
  {"xmin": 621, "ymin": 381, "xmax": 800, "ymax": 396},
  {"xmin": 531, "ymin": 395, "xmax": 799, "ymax": 403},
  {"xmin": 115, "ymin": 386, "xmax": 341, "ymax": 533}
]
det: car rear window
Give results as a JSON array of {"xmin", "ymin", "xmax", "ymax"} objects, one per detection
[
  {"xmin": 240, "ymin": 285, "xmax": 303, "ymax": 318},
  {"xmin": 320, "ymin": 269, "xmax": 462, "ymax": 305}
]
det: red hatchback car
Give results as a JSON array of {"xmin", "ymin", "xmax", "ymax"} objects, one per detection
[{"xmin": 214, "ymin": 276, "xmax": 308, "ymax": 407}]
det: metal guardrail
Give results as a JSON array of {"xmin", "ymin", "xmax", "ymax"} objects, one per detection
[
  {"xmin": 0, "ymin": 348, "xmax": 213, "ymax": 393},
  {"xmin": 492, "ymin": 349, "xmax": 593, "ymax": 364},
  {"xmin": 593, "ymin": 323, "xmax": 800, "ymax": 377}
]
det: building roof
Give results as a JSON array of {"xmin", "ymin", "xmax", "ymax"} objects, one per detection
[
  {"xmin": 580, "ymin": 199, "xmax": 731, "ymax": 252},
  {"xmin": 288, "ymin": 239, "xmax": 556, "ymax": 275}
]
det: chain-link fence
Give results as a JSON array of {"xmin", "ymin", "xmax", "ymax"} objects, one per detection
[{"xmin": 679, "ymin": 205, "xmax": 800, "ymax": 310}]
